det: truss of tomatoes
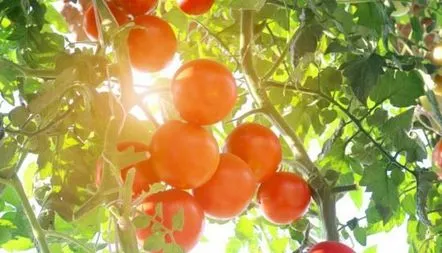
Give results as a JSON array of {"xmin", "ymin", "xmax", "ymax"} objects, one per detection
[{"xmin": 86, "ymin": 1, "xmax": 355, "ymax": 252}]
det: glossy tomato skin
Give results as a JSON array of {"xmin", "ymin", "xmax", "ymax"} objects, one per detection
[
  {"xmin": 137, "ymin": 190, "xmax": 205, "ymax": 252},
  {"xmin": 433, "ymin": 140, "xmax": 442, "ymax": 169},
  {"xmin": 115, "ymin": 0, "xmax": 158, "ymax": 16},
  {"xmin": 83, "ymin": 2, "xmax": 130, "ymax": 40},
  {"xmin": 178, "ymin": 0, "xmax": 214, "ymax": 15},
  {"xmin": 193, "ymin": 153, "xmax": 257, "ymax": 219},
  {"xmin": 257, "ymin": 172, "xmax": 311, "ymax": 225},
  {"xmin": 128, "ymin": 15, "xmax": 177, "ymax": 72},
  {"xmin": 150, "ymin": 120, "xmax": 220, "ymax": 189},
  {"xmin": 308, "ymin": 241, "xmax": 355, "ymax": 253},
  {"xmin": 225, "ymin": 123, "xmax": 282, "ymax": 182},
  {"xmin": 172, "ymin": 59, "xmax": 237, "ymax": 125}
]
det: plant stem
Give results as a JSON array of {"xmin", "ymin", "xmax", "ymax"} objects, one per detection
[
  {"xmin": 239, "ymin": 10, "xmax": 339, "ymax": 241},
  {"xmin": 10, "ymin": 175, "xmax": 51, "ymax": 253},
  {"xmin": 46, "ymin": 231, "xmax": 95, "ymax": 253}
]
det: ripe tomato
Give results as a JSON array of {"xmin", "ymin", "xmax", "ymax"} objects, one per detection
[
  {"xmin": 257, "ymin": 172, "xmax": 311, "ymax": 225},
  {"xmin": 95, "ymin": 141, "xmax": 159, "ymax": 195},
  {"xmin": 433, "ymin": 139, "xmax": 442, "ymax": 169},
  {"xmin": 308, "ymin": 241, "xmax": 354, "ymax": 253},
  {"xmin": 433, "ymin": 74, "xmax": 442, "ymax": 96},
  {"xmin": 115, "ymin": 0, "xmax": 158, "ymax": 16},
  {"xmin": 225, "ymin": 123, "xmax": 282, "ymax": 182},
  {"xmin": 193, "ymin": 153, "xmax": 257, "ymax": 219},
  {"xmin": 177, "ymin": 0, "xmax": 214, "ymax": 15},
  {"xmin": 128, "ymin": 15, "xmax": 177, "ymax": 72},
  {"xmin": 83, "ymin": 2, "xmax": 130, "ymax": 40},
  {"xmin": 137, "ymin": 189, "xmax": 204, "ymax": 252},
  {"xmin": 150, "ymin": 120, "xmax": 219, "ymax": 189},
  {"xmin": 171, "ymin": 59, "xmax": 237, "ymax": 125}
]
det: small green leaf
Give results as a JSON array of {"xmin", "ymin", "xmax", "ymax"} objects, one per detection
[
  {"xmin": 353, "ymin": 226, "xmax": 367, "ymax": 246},
  {"xmin": 342, "ymin": 54, "xmax": 385, "ymax": 104},
  {"xmin": 235, "ymin": 217, "xmax": 255, "ymax": 240},
  {"xmin": 226, "ymin": 237, "xmax": 243, "ymax": 253},
  {"xmin": 133, "ymin": 214, "xmax": 151, "ymax": 229},
  {"xmin": 8, "ymin": 106, "xmax": 29, "ymax": 127},
  {"xmin": 172, "ymin": 208, "xmax": 184, "ymax": 232},
  {"xmin": 1, "ymin": 236, "xmax": 33, "ymax": 251},
  {"xmin": 163, "ymin": 243, "xmax": 184, "ymax": 253},
  {"xmin": 144, "ymin": 232, "xmax": 166, "ymax": 251}
]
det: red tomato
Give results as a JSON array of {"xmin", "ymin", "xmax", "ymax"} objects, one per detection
[
  {"xmin": 177, "ymin": 0, "xmax": 214, "ymax": 15},
  {"xmin": 128, "ymin": 15, "xmax": 177, "ymax": 72},
  {"xmin": 171, "ymin": 59, "xmax": 237, "ymax": 125},
  {"xmin": 95, "ymin": 141, "xmax": 158, "ymax": 195},
  {"xmin": 115, "ymin": 0, "xmax": 158, "ymax": 16},
  {"xmin": 225, "ymin": 123, "xmax": 282, "ymax": 182},
  {"xmin": 433, "ymin": 140, "xmax": 442, "ymax": 169},
  {"xmin": 257, "ymin": 172, "xmax": 311, "ymax": 225},
  {"xmin": 83, "ymin": 2, "xmax": 130, "ymax": 40},
  {"xmin": 150, "ymin": 120, "xmax": 220, "ymax": 189},
  {"xmin": 137, "ymin": 190, "xmax": 204, "ymax": 252},
  {"xmin": 309, "ymin": 241, "xmax": 354, "ymax": 253},
  {"xmin": 193, "ymin": 153, "xmax": 257, "ymax": 219}
]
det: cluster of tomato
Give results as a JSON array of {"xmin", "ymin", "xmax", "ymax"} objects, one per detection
[{"xmin": 86, "ymin": 0, "xmax": 354, "ymax": 252}]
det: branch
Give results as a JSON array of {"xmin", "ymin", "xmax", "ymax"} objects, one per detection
[
  {"xmin": 191, "ymin": 19, "xmax": 241, "ymax": 69},
  {"xmin": 46, "ymin": 231, "xmax": 94, "ymax": 253},
  {"xmin": 10, "ymin": 175, "xmax": 51, "ymax": 253},
  {"xmin": 240, "ymin": 10, "xmax": 339, "ymax": 241},
  {"xmin": 332, "ymin": 184, "xmax": 358, "ymax": 193},
  {"xmin": 266, "ymin": 81, "xmax": 417, "ymax": 177}
]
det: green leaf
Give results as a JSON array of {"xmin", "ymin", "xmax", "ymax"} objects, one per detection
[
  {"xmin": 163, "ymin": 243, "xmax": 184, "ymax": 253},
  {"xmin": 235, "ymin": 217, "xmax": 255, "ymax": 241},
  {"xmin": 143, "ymin": 232, "xmax": 166, "ymax": 251},
  {"xmin": 44, "ymin": 5, "xmax": 69, "ymax": 33},
  {"xmin": 355, "ymin": 3, "xmax": 384, "ymax": 35},
  {"xmin": 364, "ymin": 245, "xmax": 378, "ymax": 253},
  {"xmin": 132, "ymin": 214, "xmax": 151, "ymax": 229},
  {"xmin": 172, "ymin": 208, "xmax": 184, "ymax": 232},
  {"xmin": 270, "ymin": 238, "xmax": 289, "ymax": 253},
  {"xmin": 353, "ymin": 226, "xmax": 367, "ymax": 246},
  {"xmin": 8, "ymin": 106, "xmax": 29, "ymax": 127},
  {"xmin": 0, "ymin": 138, "xmax": 19, "ymax": 176},
  {"xmin": 370, "ymin": 70, "xmax": 424, "ymax": 107},
  {"xmin": 231, "ymin": 0, "xmax": 266, "ymax": 10},
  {"xmin": 226, "ymin": 237, "xmax": 243, "ymax": 253},
  {"xmin": 1, "ymin": 236, "xmax": 33, "ymax": 251},
  {"xmin": 342, "ymin": 54, "xmax": 385, "ymax": 104}
]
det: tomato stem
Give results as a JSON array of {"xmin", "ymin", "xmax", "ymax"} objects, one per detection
[{"xmin": 240, "ymin": 9, "xmax": 339, "ymax": 241}]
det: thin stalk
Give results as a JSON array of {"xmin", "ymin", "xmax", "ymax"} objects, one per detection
[{"xmin": 10, "ymin": 175, "xmax": 51, "ymax": 253}]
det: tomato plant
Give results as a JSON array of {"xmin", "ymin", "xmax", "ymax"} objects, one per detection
[
  {"xmin": 193, "ymin": 153, "xmax": 257, "ymax": 219},
  {"xmin": 226, "ymin": 123, "xmax": 282, "ymax": 182},
  {"xmin": 1, "ymin": 0, "xmax": 442, "ymax": 252},
  {"xmin": 150, "ymin": 120, "xmax": 219, "ymax": 189},
  {"xmin": 172, "ymin": 59, "xmax": 237, "ymax": 125}
]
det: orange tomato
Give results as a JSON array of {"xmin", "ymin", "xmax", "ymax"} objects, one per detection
[
  {"xmin": 137, "ymin": 189, "xmax": 205, "ymax": 252},
  {"xmin": 257, "ymin": 172, "xmax": 311, "ymax": 225},
  {"xmin": 128, "ymin": 15, "xmax": 177, "ymax": 72},
  {"xmin": 177, "ymin": 0, "xmax": 214, "ymax": 15},
  {"xmin": 433, "ymin": 139, "xmax": 442, "ymax": 169},
  {"xmin": 309, "ymin": 241, "xmax": 354, "ymax": 253},
  {"xmin": 150, "ymin": 120, "xmax": 220, "ymax": 189},
  {"xmin": 83, "ymin": 2, "xmax": 129, "ymax": 40},
  {"xmin": 115, "ymin": 0, "xmax": 158, "ymax": 16},
  {"xmin": 171, "ymin": 59, "xmax": 237, "ymax": 125},
  {"xmin": 193, "ymin": 153, "xmax": 257, "ymax": 219},
  {"xmin": 225, "ymin": 123, "xmax": 282, "ymax": 182}
]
